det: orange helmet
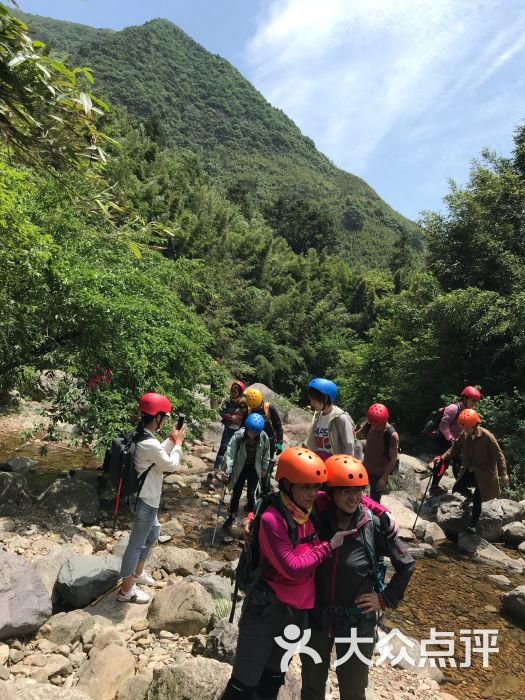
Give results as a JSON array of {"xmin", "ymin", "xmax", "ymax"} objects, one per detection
[
  {"xmin": 458, "ymin": 409, "xmax": 480, "ymax": 429},
  {"xmin": 245, "ymin": 388, "xmax": 263, "ymax": 409},
  {"xmin": 275, "ymin": 447, "xmax": 327, "ymax": 484},
  {"xmin": 325, "ymin": 454, "xmax": 369, "ymax": 487}
]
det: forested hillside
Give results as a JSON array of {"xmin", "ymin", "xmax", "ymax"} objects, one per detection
[
  {"xmin": 19, "ymin": 12, "xmax": 421, "ymax": 267},
  {"xmin": 2, "ymin": 6, "xmax": 524, "ymax": 496}
]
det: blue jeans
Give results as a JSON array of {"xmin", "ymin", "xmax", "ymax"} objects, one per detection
[
  {"xmin": 214, "ymin": 426, "xmax": 237, "ymax": 470},
  {"xmin": 120, "ymin": 498, "xmax": 160, "ymax": 578},
  {"xmin": 368, "ymin": 474, "xmax": 383, "ymax": 504}
]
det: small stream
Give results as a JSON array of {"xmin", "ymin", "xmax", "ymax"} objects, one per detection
[{"xmin": 1, "ymin": 430, "xmax": 524, "ymax": 699}]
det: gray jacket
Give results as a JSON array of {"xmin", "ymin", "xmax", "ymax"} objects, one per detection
[
  {"xmin": 306, "ymin": 406, "xmax": 356, "ymax": 456},
  {"xmin": 224, "ymin": 428, "xmax": 270, "ymax": 490}
]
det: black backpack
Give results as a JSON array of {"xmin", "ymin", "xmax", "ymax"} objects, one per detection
[
  {"xmin": 422, "ymin": 402, "xmax": 461, "ymax": 437},
  {"xmin": 363, "ymin": 424, "xmax": 400, "ymax": 472},
  {"xmin": 229, "ymin": 492, "xmax": 321, "ymax": 622},
  {"xmin": 102, "ymin": 429, "xmax": 154, "ymax": 529}
]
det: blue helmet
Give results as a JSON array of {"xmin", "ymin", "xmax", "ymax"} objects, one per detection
[
  {"xmin": 245, "ymin": 413, "xmax": 265, "ymax": 434},
  {"xmin": 308, "ymin": 378, "xmax": 338, "ymax": 404}
]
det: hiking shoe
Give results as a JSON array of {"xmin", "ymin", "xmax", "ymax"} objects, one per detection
[
  {"xmin": 117, "ymin": 584, "xmax": 151, "ymax": 604},
  {"xmin": 222, "ymin": 514, "xmax": 236, "ymax": 531},
  {"xmin": 133, "ymin": 571, "xmax": 155, "ymax": 586}
]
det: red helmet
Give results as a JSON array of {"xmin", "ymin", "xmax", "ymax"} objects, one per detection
[
  {"xmin": 461, "ymin": 386, "xmax": 482, "ymax": 401},
  {"xmin": 325, "ymin": 454, "xmax": 369, "ymax": 487},
  {"xmin": 232, "ymin": 380, "xmax": 246, "ymax": 393},
  {"xmin": 458, "ymin": 409, "xmax": 480, "ymax": 429},
  {"xmin": 138, "ymin": 392, "xmax": 172, "ymax": 415},
  {"xmin": 275, "ymin": 448, "xmax": 327, "ymax": 484},
  {"xmin": 367, "ymin": 403, "xmax": 389, "ymax": 425}
]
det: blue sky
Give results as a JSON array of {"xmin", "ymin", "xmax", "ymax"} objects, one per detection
[{"xmin": 18, "ymin": 0, "xmax": 525, "ymax": 221}]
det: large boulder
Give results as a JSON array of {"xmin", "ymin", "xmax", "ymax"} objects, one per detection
[
  {"xmin": 7, "ymin": 455, "xmax": 38, "ymax": 474},
  {"xmin": 205, "ymin": 612, "xmax": 240, "ymax": 664},
  {"xmin": 47, "ymin": 610, "xmax": 110, "ymax": 645},
  {"xmin": 116, "ymin": 674, "xmax": 153, "ymax": 700},
  {"xmin": 501, "ymin": 585, "xmax": 525, "ymax": 624},
  {"xmin": 77, "ymin": 643, "xmax": 135, "ymax": 700},
  {"xmin": 148, "ymin": 546, "xmax": 209, "ymax": 576},
  {"xmin": 476, "ymin": 499, "xmax": 504, "ymax": 542},
  {"xmin": 0, "ymin": 551, "xmax": 52, "ymax": 641},
  {"xmin": 399, "ymin": 454, "xmax": 430, "ymax": 475},
  {"xmin": 388, "ymin": 460, "xmax": 423, "ymax": 499},
  {"xmin": 0, "ymin": 472, "xmax": 32, "ymax": 515},
  {"xmin": 56, "ymin": 555, "xmax": 121, "ymax": 607},
  {"xmin": 0, "ymin": 683, "xmax": 92, "ymax": 699},
  {"xmin": 436, "ymin": 497, "xmax": 471, "ymax": 537},
  {"xmin": 147, "ymin": 581, "xmax": 215, "ymax": 635},
  {"xmin": 186, "ymin": 574, "xmax": 232, "ymax": 601},
  {"xmin": 498, "ymin": 499, "xmax": 525, "ymax": 525},
  {"xmin": 146, "ymin": 655, "xmax": 231, "ymax": 700},
  {"xmin": 502, "ymin": 521, "xmax": 525, "ymax": 545},
  {"xmin": 160, "ymin": 517, "xmax": 185, "ymax": 539},
  {"xmin": 37, "ymin": 478, "xmax": 100, "ymax": 524},
  {"xmin": 381, "ymin": 495, "xmax": 427, "ymax": 539},
  {"xmin": 458, "ymin": 533, "xmax": 525, "ymax": 574},
  {"xmin": 32, "ymin": 544, "xmax": 76, "ymax": 604},
  {"xmin": 423, "ymin": 522, "xmax": 447, "ymax": 545}
]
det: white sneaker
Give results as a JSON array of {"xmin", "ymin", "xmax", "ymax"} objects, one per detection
[
  {"xmin": 117, "ymin": 584, "xmax": 151, "ymax": 604},
  {"xmin": 134, "ymin": 571, "xmax": 155, "ymax": 586}
]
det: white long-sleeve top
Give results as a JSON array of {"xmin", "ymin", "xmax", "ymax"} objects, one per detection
[{"xmin": 134, "ymin": 428, "xmax": 182, "ymax": 508}]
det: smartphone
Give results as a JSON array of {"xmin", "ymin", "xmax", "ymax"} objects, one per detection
[{"xmin": 176, "ymin": 414, "xmax": 185, "ymax": 430}]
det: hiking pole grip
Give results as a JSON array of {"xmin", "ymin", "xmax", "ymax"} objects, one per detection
[{"xmin": 412, "ymin": 472, "xmax": 432, "ymax": 532}]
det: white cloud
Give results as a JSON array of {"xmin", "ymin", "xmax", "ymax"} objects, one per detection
[{"xmin": 245, "ymin": 0, "xmax": 525, "ymax": 214}]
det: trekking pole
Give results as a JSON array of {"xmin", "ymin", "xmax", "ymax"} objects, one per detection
[
  {"xmin": 412, "ymin": 470, "xmax": 433, "ymax": 532},
  {"xmin": 112, "ymin": 478, "xmax": 123, "ymax": 533},
  {"xmin": 211, "ymin": 482, "xmax": 227, "ymax": 547},
  {"xmin": 229, "ymin": 576, "xmax": 240, "ymax": 624}
]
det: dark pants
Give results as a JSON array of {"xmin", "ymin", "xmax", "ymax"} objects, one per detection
[
  {"xmin": 214, "ymin": 427, "xmax": 237, "ymax": 470},
  {"xmin": 453, "ymin": 470, "xmax": 482, "ymax": 525},
  {"xmin": 222, "ymin": 588, "xmax": 307, "ymax": 699},
  {"xmin": 301, "ymin": 621, "xmax": 375, "ymax": 700},
  {"xmin": 431, "ymin": 433, "xmax": 461, "ymax": 488},
  {"xmin": 368, "ymin": 473, "xmax": 383, "ymax": 503},
  {"xmin": 229, "ymin": 464, "xmax": 259, "ymax": 515}
]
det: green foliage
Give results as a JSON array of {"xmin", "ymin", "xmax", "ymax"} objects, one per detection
[{"xmin": 21, "ymin": 12, "xmax": 421, "ymax": 268}]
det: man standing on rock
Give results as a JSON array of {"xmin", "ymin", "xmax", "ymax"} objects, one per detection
[
  {"xmin": 440, "ymin": 409, "xmax": 508, "ymax": 534},
  {"xmin": 357, "ymin": 403, "xmax": 399, "ymax": 503}
]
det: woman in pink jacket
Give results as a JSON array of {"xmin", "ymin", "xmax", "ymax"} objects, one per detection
[{"xmin": 221, "ymin": 448, "xmax": 392, "ymax": 700}]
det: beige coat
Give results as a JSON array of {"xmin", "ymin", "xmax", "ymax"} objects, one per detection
[{"xmin": 444, "ymin": 427, "xmax": 507, "ymax": 502}]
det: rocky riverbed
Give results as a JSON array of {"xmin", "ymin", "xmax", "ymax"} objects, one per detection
[{"xmin": 1, "ymin": 409, "xmax": 524, "ymax": 699}]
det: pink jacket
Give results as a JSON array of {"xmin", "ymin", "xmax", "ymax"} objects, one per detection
[
  {"xmin": 439, "ymin": 401, "xmax": 465, "ymax": 442},
  {"xmin": 259, "ymin": 493, "xmax": 388, "ymax": 609}
]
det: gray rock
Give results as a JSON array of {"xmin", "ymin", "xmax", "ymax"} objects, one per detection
[
  {"xmin": 117, "ymin": 673, "xmax": 153, "ymax": 700},
  {"xmin": 56, "ymin": 555, "xmax": 121, "ymax": 607},
  {"xmin": 458, "ymin": 532, "xmax": 525, "ymax": 574},
  {"xmin": 388, "ymin": 461, "xmax": 423, "ymax": 499},
  {"xmin": 0, "ymin": 516, "xmax": 16, "ymax": 532},
  {"xmin": 37, "ymin": 478, "xmax": 100, "ymax": 524},
  {"xmin": 0, "ymin": 472, "xmax": 32, "ymax": 515},
  {"xmin": 501, "ymin": 521, "xmax": 525, "ymax": 545},
  {"xmin": 186, "ymin": 574, "xmax": 232, "ymax": 601},
  {"xmin": 147, "ymin": 581, "xmax": 215, "ymax": 636},
  {"xmin": 160, "ymin": 517, "xmax": 185, "ymax": 539},
  {"xmin": 423, "ymin": 522, "xmax": 447, "ymax": 545},
  {"xmin": 149, "ymin": 546, "xmax": 209, "ymax": 576},
  {"xmin": 146, "ymin": 656, "xmax": 231, "ymax": 699},
  {"xmin": 487, "ymin": 574, "xmax": 512, "ymax": 590},
  {"xmin": 7, "ymin": 455, "xmax": 38, "ymax": 473},
  {"xmin": 498, "ymin": 498, "xmax": 525, "ymax": 525},
  {"xmin": 436, "ymin": 498, "xmax": 471, "ymax": 537},
  {"xmin": 77, "ymin": 643, "xmax": 135, "ymax": 700},
  {"xmin": 519, "ymin": 541, "xmax": 525, "ymax": 555},
  {"xmin": 111, "ymin": 534, "xmax": 130, "ymax": 559},
  {"xmin": 501, "ymin": 585, "xmax": 525, "ymax": 624},
  {"xmin": 32, "ymin": 544, "xmax": 76, "ymax": 604},
  {"xmin": 47, "ymin": 610, "xmax": 105, "ymax": 645},
  {"xmin": 381, "ymin": 495, "xmax": 428, "ymax": 539},
  {"xmin": 386, "ymin": 491, "xmax": 416, "ymax": 511},
  {"xmin": 205, "ymin": 611, "xmax": 240, "ymax": 664},
  {"xmin": 0, "ymin": 683, "xmax": 92, "ymax": 699},
  {"xmin": 0, "ymin": 551, "xmax": 52, "ymax": 641},
  {"xmin": 399, "ymin": 454, "xmax": 430, "ymax": 474},
  {"xmin": 476, "ymin": 499, "xmax": 503, "ymax": 542},
  {"xmin": 201, "ymin": 560, "xmax": 225, "ymax": 575}
]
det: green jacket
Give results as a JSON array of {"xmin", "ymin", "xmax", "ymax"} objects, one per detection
[{"xmin": 224, "ymin": 428, "xmax": 270, "ymax": 490}]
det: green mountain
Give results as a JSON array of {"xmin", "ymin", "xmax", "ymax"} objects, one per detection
[{"xmin": 20, "ymin": 12, "xmax": 421, "ymax": 266}]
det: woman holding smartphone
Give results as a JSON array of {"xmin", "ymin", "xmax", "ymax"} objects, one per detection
[{"xmin": 117, "ymin": 392, "xmax": 186, "ymax": 604}]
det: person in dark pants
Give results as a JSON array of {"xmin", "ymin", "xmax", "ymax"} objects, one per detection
[
  {"xmin": 214, "ymin": 381, "xmax": 246, "ymax": 471},
  {"xmin": 357, "ymin": 403, "xmax": 399, "ymax": 504},
  {"xmin": 245, "ymin": 388, "xmax": 284, "ymax": 465},
  {"xmin": 221, "ymin": 413, "xmax": 270, "ymax": 530},
  {"xmin": 301, "ymin": 454, "xmax": 415, "ymax": 700},
  {"xmin": 440, "ymin": 409, "xmax": 509, "ymax": 533}
]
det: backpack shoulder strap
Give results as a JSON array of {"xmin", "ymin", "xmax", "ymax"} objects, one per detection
[
  {"xmin": 361, "ymin": 509, "xmax": 385, "ymax": 592},
  {"xmin": 268, "ymin": 492, "xmax": 299, "ymax": 545},
  {"xmin": 383, "ymin": 425, "xmax": 396, "ymax": 460}
]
